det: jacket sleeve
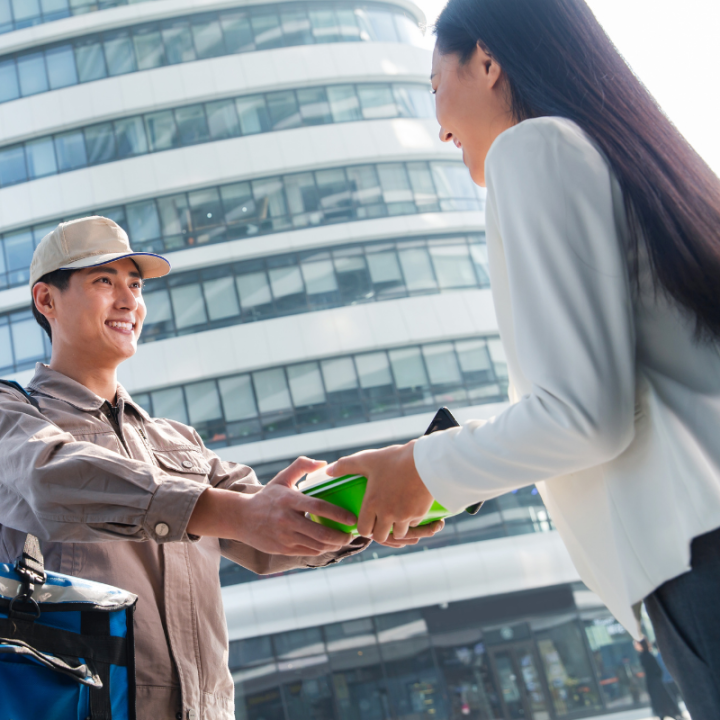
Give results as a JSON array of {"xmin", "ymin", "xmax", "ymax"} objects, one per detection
[
  {"xmin": 0, "ymin": 387, "xmax": 206, "ymax": 543},
  {"xmin": 413, "ymin": 119, "xmax": 636, "ymax": 512},
  {"xmin": 195, "ymin": 435, "xmax": 370, "ymax": 574}
]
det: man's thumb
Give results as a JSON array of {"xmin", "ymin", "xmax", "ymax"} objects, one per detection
[{"xmin": 267, "ymin": 456, "xmax": 326, "ymax": 487}]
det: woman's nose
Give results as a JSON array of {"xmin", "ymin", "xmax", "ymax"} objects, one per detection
[{"xmin": 439, "ymin": 126, "xmax": 453, "ymax": 143}]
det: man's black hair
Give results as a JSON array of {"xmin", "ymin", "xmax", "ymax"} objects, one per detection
[{"xmin": 31, "ymin": 269, "xmax": 78, "ymax": 342}]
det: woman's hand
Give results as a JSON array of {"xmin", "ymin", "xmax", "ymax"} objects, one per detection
[
  {"xmin": 327, "ymin": 441, "xmax": 436, "ymax": 542},
  {"xmin": 373, "ymin": 520, "xmax": 445, "ymax": 548}
]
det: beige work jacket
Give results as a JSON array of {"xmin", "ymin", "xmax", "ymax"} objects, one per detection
[{"xmin": 0, "ymin": 364, "xmax": 366, "ymax": 720}]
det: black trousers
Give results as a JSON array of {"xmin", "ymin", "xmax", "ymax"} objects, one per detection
[{"xmin": 645, "ymin": 527, "xmax": 720, "ymax": 720}]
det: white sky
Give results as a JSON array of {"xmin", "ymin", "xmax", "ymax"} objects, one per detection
[{"xmin": 412, "ymin": 0, "xmax": 720, "ymax": 175}]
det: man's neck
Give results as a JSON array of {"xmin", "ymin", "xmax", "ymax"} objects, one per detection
[{"xmin": 49, "ymin": 354, "xmax": 119, "ymax": 404}]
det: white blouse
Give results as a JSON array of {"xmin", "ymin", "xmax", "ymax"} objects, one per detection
[{"xmin": 414, "ymin": 116, "xmax": 720, "ymax": 635}]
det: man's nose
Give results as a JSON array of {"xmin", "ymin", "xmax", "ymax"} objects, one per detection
[
  {"xmin": 116, "ymin": 284, "xmax": 138, "ymax": 310},
  {"xmin": 439, "ymin": 126, "xmax": 453, "ymax": 143}
]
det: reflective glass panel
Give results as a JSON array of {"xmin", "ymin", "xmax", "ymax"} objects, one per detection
[
  {"xmin": 151, "ymin": 387, "xmax": 187, "ymax": 423},
  {"xmin": 394, "ymin": 84, "xmax": 434, "ymax": 118},
  {"xmin": 321, "ymin": 357, "xmax": 357, "ymax": 392},
  {"xmin": 157, "ymin": 194, "xmax": 190, "ymax": 237},
  {"xmin": 389, "ymin": 347, "xmax": 428, "ymax": 388},
  {"xmin": 280, "ymin": 9, "xmax": 312, "ymax": 45},
  {"xmin": 104, "ymin": 31, "xmax": 137, "ymax": 75},
  {"xmin": 206, "ymin": 99, "xmax": 240, "ymax": 139},
  {"xmin": 0, "ymin": 59, "xmax": 19, "ymax": 102},
  {"xmin": 287, "ymin": 362, "xmax": 325, "ymax": 407},
  {"xmin": 126, "ymin": 200, "xmax": 160, "ymax": 243},
  {"xmin": 357, "ymin": 84, "xmax": 396, "ymax": 119},
  {"xmin": 266, "ymin": 90, "xmax": 301, "ymax": 131},
  {"xmin": 45, "ymin": 44, "xmax": 77, "ymax": 89},
  {"xmin": 327, "ymin": 85, "xmax": 362, "ymax": 122},
  {"xmin": 175, "ymin": 105, "xmax": 209, "ymax": 145},
  {"xmin": 143, "ymin": 288, "xmax": 173, "ymax": 323},
  {"xmin": 0, "ymin": 324, "xmax": 12, "ymax": 371},
  {"xmin": 296, "ymin": 87, "xmax": 331, "ymax": 125},
  {"xmin": 85, "ymin": 123, "xmax": 117, "ymax": 165},
  {"xmin": 423, "ymin": 343, "xmax": 461, "ymax": 385},
  {"xmin": 236, "ymin": 96, "xmax": 270, "ymax": 135},
  {"xmin": 219, "ymin": 374, "xmax": 258, "ymax": 421},
  {"xmin": 366, "ymin": 9, "xmax": 398, "ymax": 41},
  {"xmin": 192, "ymin": 17, "xmax": 225, "ymax": 58},
  {"xmin": 10, "ymin": 315, "xmax": 44, "ymax": 364},
  {"xmin": 74, "ymin": 39, "xmax": 107, "ymax": 82},
  {"xmin": 133, "ymin": 27, "xmax": 165, "ymax": 69},
  {"xmin": 204, "ymin": 276, "xmax": 239, "ymax": 320},
  {"xmin": 25, "ymin": 137, "xmax": 57, "ymax": 178},
  {"xmin": 253, "ymin": 368, "xmax": 291, "ymax": 413},
  {"xmin": 0, "ymin": 145, "xmax": 27, "ymax": 186},
  {"xmin": 162, "ymin": 21, "xmax": 196, "ymax": 64},
  {"xmin": 3, "ymin": 230, "xmax": 34, "ymax": 272},
  {"xmin": 301, "ymin": 260, "xmax": 337, "ymax": 294},
  {"xmin": 356, "ymin": 352, "xmax": 392, "ymax": 388},
  {"xmin": 268, "ymin": 265, "xmax": 303, "ymax": 299},
  {"xmin": 251, "ymin": 12, "xmax": 283, "ymax": 50},
  {"xmin": 220, "ymin": 12, "xmax": 254, "ymax": 53},
  {"xmin": 115, "ymin": 116, "xmax": 148, "ymax": 157},
  {"xmin": 145, "ymin": 111, "xmax": 179, "ymax": 152},
  {"xmin": 185, "ymin": 380, "xmax": 222, "ymax": 424},
  {"xmin": 308, "ymin": 8, "xmax": 339, "ymax": 42},
  {"xmin": 399, "ymin": 248, "xmax": 436, "ymax": 291},
  {"xmin": 237, "ymin": 272, "xmax": 271, "ymax": 308},
  {"xmin": 429, "ymin": 244, "xmax": 476, "ymax": 288},
  {"xmin": 170, "ymin": 284, "xmax": 207, "ymax": 328},
  {"xmin": 17, "ymin": 52, "xmax": 48, "ymax": 96},
  {"xmin": 54, "ymin": 130, "xmax": 87, "ymax": 172}
]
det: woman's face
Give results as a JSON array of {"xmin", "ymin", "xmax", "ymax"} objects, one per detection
[{"xmin": 431, "ymin": 43, "xmax": 515, "ymax": 186}]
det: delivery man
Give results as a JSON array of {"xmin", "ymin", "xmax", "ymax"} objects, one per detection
[{"xmin": 0, "ymin": 216, "xmax": 441, "ymax": 720}]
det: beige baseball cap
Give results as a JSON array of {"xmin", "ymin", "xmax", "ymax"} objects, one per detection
[{"xmin": 29, "ymin": 216, "xmax": 171, "ymax": 287}]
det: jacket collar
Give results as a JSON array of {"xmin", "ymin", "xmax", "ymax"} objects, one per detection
[{"xmin": 28, "ymin": 363, "xmax": 151, "ymax": 420}]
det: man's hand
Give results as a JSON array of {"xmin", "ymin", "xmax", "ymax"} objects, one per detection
[
  {"xmin": 327, "ymin": 441, "xmax": 436, "ymax": 543},
  {"xmin": 188, "ymin": 457, "xmax": 358, "ymax": 556},
  {"xmin": 373, "ymin": 520, "xmax": 445, "ymax": 548}
]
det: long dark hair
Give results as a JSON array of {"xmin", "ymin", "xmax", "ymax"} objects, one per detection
[{"xmin": 435, "ymin": 0, "xmax": 720, "ymax": 340}]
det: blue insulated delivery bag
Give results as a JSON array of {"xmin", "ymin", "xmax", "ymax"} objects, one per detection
[{"xmin": 0, "ymin": 534, "xmax": 137, "ymax": 720}]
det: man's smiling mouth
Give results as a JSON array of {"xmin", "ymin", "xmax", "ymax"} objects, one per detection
[{"xmin": 106, "ymin": 320, "xmax": 135, "ymax": 334}]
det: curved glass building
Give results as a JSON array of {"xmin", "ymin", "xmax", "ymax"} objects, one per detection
[{"xmin": 0, "ymin": 2, "xmax": 654, "ymax": 718}]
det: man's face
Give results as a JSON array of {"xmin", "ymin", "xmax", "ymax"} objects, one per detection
[{"xmin": 48, "ymin": 258, "xmax": 146, "ymax": 366}]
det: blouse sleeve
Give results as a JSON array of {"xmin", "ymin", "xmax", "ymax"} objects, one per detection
[{"xmin": 413, "ymin": 119, "xmax": 636, "ymax": 512}]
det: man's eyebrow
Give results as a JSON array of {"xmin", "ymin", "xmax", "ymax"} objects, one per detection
[{"xmin": 87, "ymin": 266, "xmax": 118, "ymax": 275}]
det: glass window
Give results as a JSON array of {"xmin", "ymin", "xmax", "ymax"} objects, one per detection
[
  {"xmin": 336, "ymin": 8, "xmax": 362, "ymax": 41},
  {"xmin": 143, "ymin": 288, "xmax": 173, "ymax": 323},
  {"xmin": 126, "ymin": 200, "xmax": 160, "ymax": 244},
  {"xmin": 206, "ymin": 99, "xmax": 239, "ymax": 140},
  {"xmin": 327, "ymin": 85, "xmax": 361, "ymax": 123},
  {"xmin": 394, "ymin": 84, "xmax": 434, "ymax": 118},
  {"xmin": 346, "ymin": 165, "xmax": 382, "ymax": 207},
  {"xmin": 470, "ymin": 242, "xmax": 490, "ymax": 285},
  {"xmin": 4, "ymin": 229, "xmax": 34, "ymax": 275},
  {"xmin": 399, "ymin": 248, "xmax": 436, "ymax": 291},
  {"xmin": 301, "ymin": 259, "xmax": 337, "ymax": 295},
  {"xmin": 284, "ymin": 172, "xmax": 319, "ymax": 223},
  {"xmin": 133, "ymin": 26, "xmax": 165, "ymax": 69},
  {"xmin": 0, "ymin": 324, "xmax": 13, "ymax": 371},
  {"xmin": 17, "ymin": 52, "xmax": 48, "ymax": 96},
  {"xmin": 250, "ymin": 12, "xmax": 283, "ymax": 50},
  {"xmin": 287, "ymin": 362, "xmax": 325, "ymax": 407},
  {"xmin": 407, "ymin": 162, "xmax": 439, "ymax": 212},
  {"xmin": 237, "ymin": 272, "xmax": 271, "ymax": 309},
  {"xmin": 0, "ymin": 59, "xmax": 20, "ymax": 103},
  {"xmin": 170, "ymin": 283, "xmax": 207, "ymax": 329},
  {"xmin": 366, "ymin": 9, "xmax": 398, "ymax": 42},
  {"xmin": 357, "ymin": 84, "xmax": 397, "ymax": 119},
  {"xmin": 185, "ymin": 380, "xmax": 222, "ymax": 424},
  {"xmin": 188, "ymin": 188, "xmax": 222, "ymax": 232},
  {"xmin": 394, "ymin": 14, "xmax": 424, "ymax": 46},
  {"xmin": 429, "ymin": 244, "xmax": 476, "ymax": 288},
  {"xmin": 235, "ymin": 96, "xmax": 270, "ymax": 135},
  {"xmin": 54, "ymin": 130, "xmax": 87, "ymax": 172},
  {"xmin": 175, "ymin": 105, "xmax": 209, "ymax": 146},
  {"xmin": 367, "ymin": 250, "xmax": 402, "ymax": 283},
  {"xmin": 266, "ymin": 90, "xmax": 301, "ymax": 131},
  {"xmin": 0, "ymin": 145, "xmax": 27, "ymax": 187},
  {"xmin": 145, "ymin": 111, "xmax": 179, "ymax": 152},
  {"xmin": 74, "ymin": 38, "xmax": 107, "ymax": 83},
  {"xmin": 219, "ymin": 374, "xmax": 257, "ymax": 421},
  {"xmin": 45, "ymin": 44, "xmax": 77, "ymax": 89},
  {"xmin": 321, "ymin": 357, "xmax": 357, "ymax": 393},
  {"xmin": 308, "ymin": 8, "xmax": 340, "ymax": 43},
  {"xmin": 220, "ymin": 11, "xmax": 254, "ymax": 53},
  {"xmin": 41, "ymin": 0, "xmax": 69, "ymax": 18},
  {"xmin": 431, "ymin": 162, "xmax": 481, "ymax": 210},
  {"xmin": 229, "ymin": 636, "xmax": 273, "ymax": 669},
  {"xmin": 203, "ymin": 276, "xmax": 239, "ymax": 320},
  {"xmin": 487, "ymin": 339, "xmax": 508, "ymax": 381},
  {"xmin": 11, "ymin": 0, "xmax": 40, "ymax": 22},
  {"xmin": 84, "ymin": 123, "xmax": 117, "ymax": 165},
  {"xmin": 423, "ymin": 343, "xmax": 462, "ymax": 385},
  {"xmin": 389, "ymin": 347, "xmax": 429, "ymax": 389},
  {"xmin": 162, "ymin": 21, "xmax": 196, "ymax": 64},
  {"xmin": 157, "ymin": 194, "xmax": 190, "ymax": 238},
  {"xmin": 252, "ymin": 177, "xmax": 288, "ymax": 220},
  {"xmin": 115, "ymin": 116, "xmax": 148, "ymax": 158},
  {"xmin": 356, "ymin": 352, "xmax": 392, "ymax": 388},
  {"xmin": 280, "ymin": 9, "xmax": 312, "ymax": 45},
  {"xmin": 268, "ymin": 265, "xmax": 303, "ymax": 299},
  {"xmin": 192, "ymin": 17, "xmax": 225, "ymax": 59},
  {"xmin": 253, "ymin": 368, "xmax": 291, "ymax": 414},
  {"xmin": 274, "ymin": 627, "xmax": 325, "ymax": 659},
  {"xmin": 316, "ymin": 168, "xmax": 350, "ymax": 217},
  {"xmin": 25, "ymin": 137, "xmax": 57, "ymax": 178},
  {"xmin": 334, "ymin": 254, "xmax": 371, "ymax": 303},
  {"xmin": 296, "ymin": 87, "xmax": 331, "ymax": 126},
  {"xmin": 378, "ymin": 164, "xmax": 413, "ymax": 204},
  {"xmin": 456, "ymin": 340, "xmax": 492, "ymax": 376},
  {"xmin": 104, "ymin": 31, "xmax": 137, "ymax": 76},
  {"xmin": 151, "ymin": 387, "xmax": 187, "ymax": 423}
]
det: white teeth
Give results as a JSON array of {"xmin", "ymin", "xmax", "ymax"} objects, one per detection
[{"xmin": 108, "ymin": 321, "xmax": 133, "ymax": 330}]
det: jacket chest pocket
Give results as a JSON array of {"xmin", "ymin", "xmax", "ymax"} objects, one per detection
[{"xmin": 152, "ymin": 447, "xmax": 212, "ymax": 484}]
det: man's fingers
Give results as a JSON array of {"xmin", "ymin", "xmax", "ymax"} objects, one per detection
[
  {"xmin": 377, "ymin": 537, "xmax": 420, "ymax": 548},
  {"xmin": 290, "ymin": 514, "xmax": 354, "ymax": 548},
  {"xmin": 298, "ymin": 495, "xmax": 357, "ymax": 528},
  {"xmin": 405, "ymin": 520, "xmax": 444, "ymax": 538},
  {"xmin": 267, "ymin": 456, "xmax": 326, "ymax": 488}
]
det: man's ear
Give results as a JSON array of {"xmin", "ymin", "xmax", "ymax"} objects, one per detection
[
  {"xmin": 33, "ymin": 282, "xmax": 56, "ymax": 321},
  {"xmin": 473, "ymin": 41, "xmax": 504, "ymax": 89}
]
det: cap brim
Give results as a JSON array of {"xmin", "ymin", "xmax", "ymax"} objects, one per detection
[{"xmin": 59, "ymin": 252, "xmax": 171, "ymax": 279}]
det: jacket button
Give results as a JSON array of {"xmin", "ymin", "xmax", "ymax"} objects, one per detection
[
  {"xmin": 182, "ymin": 460, "xmax": 193, "ymax": 469},
  {"xmin": 187, "ymin": 711, "xmax": 197, "ymax": 720},
  {"xmin": 155, "ymin": 522, "xmax": 170, "ymax": 537}
]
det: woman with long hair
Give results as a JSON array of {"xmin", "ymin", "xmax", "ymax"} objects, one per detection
[{"xmin": 328, "ymin": 0, "xmax": 720, "ymax": 715}]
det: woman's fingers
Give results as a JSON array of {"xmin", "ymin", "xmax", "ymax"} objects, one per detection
[{"xmin": 393, "ymin": 519, "xmax": 411, "ymax": 540}]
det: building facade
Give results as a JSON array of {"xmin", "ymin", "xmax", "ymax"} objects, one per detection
[{"xmin": 0, "ymin": 1, "xmax": 653, "ymax": 718}]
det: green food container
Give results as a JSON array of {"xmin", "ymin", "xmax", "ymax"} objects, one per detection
[{"xmin": 301, "ymin": 472, "xmax": 463, "ymax": 536}]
